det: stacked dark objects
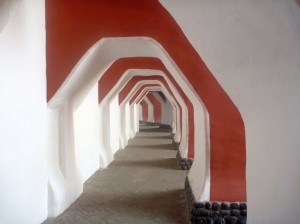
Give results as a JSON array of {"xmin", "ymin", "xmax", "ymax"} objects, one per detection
[
  {"xmin": 175, "ymin": 149, "xmax": 193, "ymax": 171},
  {"xmin": 185, "ymin": 178, "xmax": 247, "ymax": 224},
  {"xmin": 190, "ymin": 201, "xmax": 247, "ymax": 224},
  {"xmin": 180, "ymin": 158, "xmax": 193, "ymax": 170}
]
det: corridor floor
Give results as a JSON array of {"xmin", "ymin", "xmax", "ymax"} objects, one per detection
[{"xmin": 44, "ymin": 124, "xmax": 190, "ymax": 224}]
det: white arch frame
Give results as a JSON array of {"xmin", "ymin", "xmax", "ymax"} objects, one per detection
[
  {"xmin": 47, "ymin": 37, "xmax": 210, "ymax": 217},
  {"xmin": 98, "ymin": 69, "xmax": 185, "ymax": 156},
  {"xmin": 99, "ymin": 80, "xmax": 181, "ymax": 167},
  {"xmin": 131, "ymin": 85, "xmax": 180, "ymax": 141},
  {"xmin": 119, "ymin": 79, "xmax": 187, "ymax": 153}
]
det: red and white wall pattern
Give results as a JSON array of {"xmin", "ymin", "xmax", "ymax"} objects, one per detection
[{"xmin": 1, "ymin": 0, "xmax": 299, "ymax": 223}]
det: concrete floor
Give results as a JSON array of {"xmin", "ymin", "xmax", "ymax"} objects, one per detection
[{"xmin": 44, "ymin": 125, "xmax": 190, "ymax": 224}]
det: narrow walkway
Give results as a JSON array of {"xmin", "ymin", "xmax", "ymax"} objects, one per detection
[{"xmin": 44, "ymin": 125, "xmax": 190, "ymax": 224}]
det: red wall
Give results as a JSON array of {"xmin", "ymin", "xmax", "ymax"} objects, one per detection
[
  {"xmin": 46, "ymin": 0, "xmax": 246, "ymax": 201},
  {"xmin": 140, "ymin": 99, "xmax": 148, "ymax": 121},
  {"xmin": 129, "ymin": 85, "xmax": 159, "ymax": 105},
  {"xmin": 146, "ymin": 92, "xmax": 162, "ymax": 123}
]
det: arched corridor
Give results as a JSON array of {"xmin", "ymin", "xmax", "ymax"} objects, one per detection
[
  {"xmin": 44, "ymin": 124, "xmax": 190, "ymax": 224},
  {"xmin": 1, "ymin": 1, "xmax": 300, "ymax": 224}
]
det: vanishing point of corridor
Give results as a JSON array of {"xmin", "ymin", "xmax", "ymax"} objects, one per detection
[{"xmin": 44, "ymin": 124, "xmax": 190, "ymax": 224}]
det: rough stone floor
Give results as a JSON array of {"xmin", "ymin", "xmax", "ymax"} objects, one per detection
[{"xmin": 44, "ymin": 124, "xmax": 190, "ymax": 224}]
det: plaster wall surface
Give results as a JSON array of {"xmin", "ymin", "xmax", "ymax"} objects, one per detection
[
  {"xmin": 73, "ymin": 84, "xmax": 100, "ymax": 182},
  {"xmin": 144, "ymin": 97, "xmax": 154, "ymax": 123},
  {"xmin": 139, "ymin": 104, "xmax": 143, "ymax": 120},
  {"xmin": 109, "ymin": 95, "xmax": 121, "ymax": 153},
  {"xmin": 98, "ymin": 104, "xmax": 114, "ymax": 168},
  {"xmin": 131, "ymin": 104, "xmax": 139, "ymax": 136},
  {"xmin": 146, "ymin": 93, "xmax": 161, "ymax": 123},
  {"xmin": 124, "ymin": 102, "xmax": 131, "ymax": 142},
  {"xmin": 160, "ymin": 0, "xmax": 300, "ymax": 223},
  {"xmin": 0, "ymin": 1, "xmax": 47, "ymax": 223}
]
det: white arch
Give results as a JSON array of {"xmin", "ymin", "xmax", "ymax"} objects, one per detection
[
  {"xmin": 97, "ymin": 68, "xmax": 188, "ymax": 149},
  {"xmin": 151, "ymin": 91, "xmax": 173, "ymax": 127},
  {"xmin": 47, "ymin": 37, "xmax": 210, "ymax": 217},
  {"xmin": 129, "ymin": 84, "xmax": 181, "ymax": 144},
  {"xmin": 143, "ymin": 96, "xmax": 154, "ymax": 122},
  {"xmin": 121, "ymin": 84, "xmax": 180, "ymax": 149},
  {"xmin": 98, "ymin": 69, "xmax": 186, "ymax": 164},
  {"xmin": 119, "ymin": 79, "xmax": 187, "ymax": 154},
  {"xmin": 126, "ymin": 80, "xmax": 188, "ymax": 150}
]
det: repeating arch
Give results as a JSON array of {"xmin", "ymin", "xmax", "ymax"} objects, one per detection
[
  {"xmin": 120, "ymin": 80, "xmax": 185, "ymax": 151},
  {"xmin": 117, "ymin": 75, "xmax": 189, "ymax": 156},
  {"xmin": 97, "ymin": 69, "xmax": 185, "ymax": 148},
  {"xmin": 47, "ymin": 37, "xmax": 245, "ymax": 215},
  {"xmin": 47, "ymin": 0, "xmax": 246, "ymax": 201}
]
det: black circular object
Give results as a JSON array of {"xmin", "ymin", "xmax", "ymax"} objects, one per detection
[
  {"xmin": 220, "ymin": 202, "xmax": 230, "ymax": 210},
  {"xmin": 239, "ymin": 202, "xmax": 247, "ymax": 210},
  {"xmin": 240, "ymin": 209, "xmax": 247, "ymax": 217},
  {"xmin": 195, "ymin": 208, "xmax": 210, "ymax": 217},
  {"xmin": 238, "ymin": 216, "xmax": 247, "ymax": 224},
  {"xmin": 212, "ymin": 202, "xmax": 220, "ymax": 211},
  {"xmin": 213, "ymin": 217, "xmax": 226, "ymax": 224},
  {"xmin": 220, "ymin": 210, "xmax": 230, "ymax": 217},
  {"xmin": 230, "ymin": 202, "xmax": 240, "ymax": 210},
  {"xmin": 210, "ymin": 211, "xmax": 220, "ymax": 217},
  {"xmin": 230, "ymin": 209, "xmax": 240, "ymax": 217},
  {"xmin": 225, "ymin": 216, "xmax": 238, "ymax": 224},
  {"xmin": 195, "ymin": 202, "xmax": 205, "ymax": 209},
  {"xmin": 204, "ymin": 201, "xmax": 211, "ymax": 210}
]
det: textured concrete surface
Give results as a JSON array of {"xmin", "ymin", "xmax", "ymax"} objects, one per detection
[{"xmin": 43, "ymin": 125, "xmax": 190, "ymax": 224}]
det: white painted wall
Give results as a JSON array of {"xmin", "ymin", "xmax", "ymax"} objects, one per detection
[
  {"xmin": 74, "ymin": 84, "xmax": 100, "ymax": 182},
  {"xmin": 0, "ymin": 1, "xmax": 47, "ymax": 223},
  {"xmin": 125, "ymin": 102, "xmax": 131, "ymax": 143},
  {"xmin": 132, "ymin": 103, "xmax": 139, "ymax": 136},
  {"xmin": 109, "ymin": 95, "xmax": 121, "ymax": 153},
  {"xmin": 98, "ymin": 105, "xmax": 114, "ymax": 168},
  {"xmin": 160, "ymin": 0, "xmax": 300, "ymax": 223},
  {"xmin": 144, "ymin": 97, "xmax": 154, "ymax": 123},
  {"xmin": 139, "ymin": 104, "xmax": 143, "ymax": 120},
  {"xmin": 48, "ymin": 101, "xmax": 83, "ymax": 217}
]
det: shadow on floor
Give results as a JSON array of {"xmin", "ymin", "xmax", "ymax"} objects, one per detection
[
  {"xmin": 135, "ymin": 135, "xmax": 172, "ymax": 140},
  {"xmin": 112, "ymin": 158, "xmax": 179, "ymax": 170},
  {"xmin": 126, "ymin": 143, "xmax": 173, "ymax": 150},
  {"xmin": 139, "ymin": 127, "xmax": 171, "ymax": 133}
]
